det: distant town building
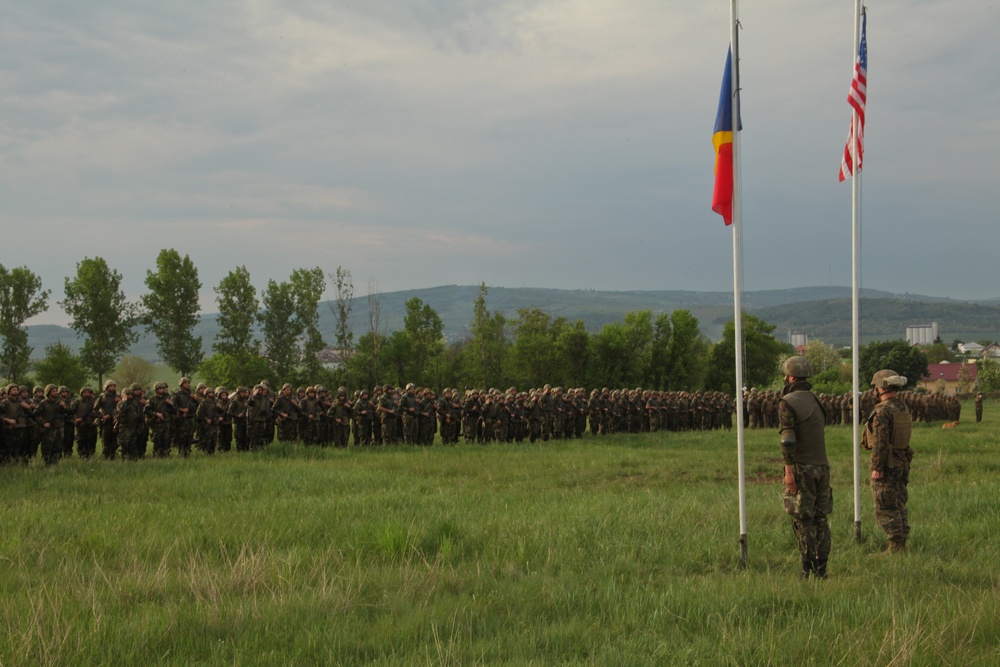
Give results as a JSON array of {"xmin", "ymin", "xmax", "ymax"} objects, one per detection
[
  {"xmin": 918, "ymin": 360, "xmax": 977, "ymax": 394},
  {"xmin": 788, "ymin": 331, "xmax": 808, "ymax": 348},
  {"xmin": 984, "ymin": 343, "xmax": 1000, "ymax": 359},
  {"xmin": 906, "ymin": 322, "xmax": 938, "ymax": 346},
  {"xmin": 958, "ymin": 341, "xmax": 985, "ymax": 356}
]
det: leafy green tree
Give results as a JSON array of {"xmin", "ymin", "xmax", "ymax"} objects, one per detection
[
  {"xmin": 141, "ymin": 249, "xmax": 203, "ymax": 376},
  {"xmin": 858, "ymin": 340, "xmax": 929, "ymax": 389},
  {"xmin": 647, "ymin": 313, "xmax": 672, "ymax": 389},
  {"xmin": 213, "ymin": 266, "xmax": 260, "ymax": 387},
  {"xmin": 976, "ymin": 358, "xmax": 1000, "ymax": 392},
  {"xmin": 382, "ymin": 329, "xmax": 415, "ymax": 387},
  {"xmin": 593, "ymin": 311, "xmax": 653, "ymax": 388},
  {"xmin": 921, "ymin": 342, "xmax": 957, "ymax": 364},
  {"xmin": 469, "ymin": 284, "xmax": 508, "ymax": 389},
  {"xmin": 509, "ymin": 307, "xmax": 566, "ymax": 387},
  {"xmin": 111, "ymin": 355, "xmax": 156, "ymax": 388},
  {"xmin": 347, "ymin": 331, "xmax": 384, "ymax": 390},
  {"xmin": 0, "ymin": 264, "xmax": 50, "ymax": 383},
  {"xmin": 802, "ymin": 339, "xmax": 843, "ymax": 376},
  {"xmin": 705, "ymin": 313, "xmax": 790, "ymax": 393},
  {"xmin": 290, "ymin": 267, "xmax": 326, "ymax": 379},
  {"xmin": 32, "ymin": 342, "xmax": 88, "ymax": 391},
  {"xmin": 556, "ymin": 320, "xmax": 592, "ymax": 389},
  {"xmin": 663, "ymin": 310, "xmax": 708, "ymax": 390},
  {"xmin": 810, "ymin": 368, "xmax": 851, "ymax": 395},
  {"xmin": 259, "ymin": 279, "xmax": 303, "ymax": 381},
  {"xmin": 60, "ymin": 257, "xmax": 141, "ymax": 388},
  {"xmin": 402, "ymin": 297, "xmax": 444, "ymax": 386},
  {"xmin": 199, "ymin": 353, "xmax": 275, "ymax": 391}
]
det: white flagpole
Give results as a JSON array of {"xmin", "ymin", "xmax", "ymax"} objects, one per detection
[
  {"xmin": 729, "ymin": 0, "xmax": 748, "ymax": 566},
  {"xmin": 851, "ymin": 0, "xmax": 864, "ymax": 544}
]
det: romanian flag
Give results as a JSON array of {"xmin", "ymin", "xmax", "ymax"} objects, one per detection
[{"xmin": 712, "ymin": 47, "xmax": 740, "ymax": 225}]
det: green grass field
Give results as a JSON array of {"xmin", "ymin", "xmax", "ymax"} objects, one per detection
[{"xmin": 2, "ymin": 402, "xmax": 998, "ymax": 665}]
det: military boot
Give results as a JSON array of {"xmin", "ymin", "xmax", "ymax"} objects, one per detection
[
  {"xmin": 886, "ymin": 538, "xmax": 907, "ymax": 555},
  {"xmin": 799, "ymin": 558, "xmax": 812, "ymax": 579},
  {"xmin": 813, "ymin": 558, "xmax": 828, "ymax": 579}
]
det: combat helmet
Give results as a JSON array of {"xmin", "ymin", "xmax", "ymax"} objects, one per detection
[
  {"xmin": 870, "ymin": 369, "xmax": 907, "ymax": 390},
  {"xmin": 781, "ymin": 356, "xmax": 812, "ymax": 379}
]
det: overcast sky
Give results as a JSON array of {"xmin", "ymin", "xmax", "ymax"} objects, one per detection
[{"xmin": 3, "ymin": 0, "xmax": 998, "ymax": 326}]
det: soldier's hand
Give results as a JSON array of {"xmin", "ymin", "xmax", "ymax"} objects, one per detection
[
  {"xmin": 871, "ymin": 470, "xmax": 884, "ymax": 481},
  {"xmin": 783, "ymin": 467, "xmax": 797, "ymax": 494}
]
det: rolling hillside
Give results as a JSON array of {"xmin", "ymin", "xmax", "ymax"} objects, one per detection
[{"xmin": 25, "ymin": 286, "xmax": 1000, "ymax": 361}]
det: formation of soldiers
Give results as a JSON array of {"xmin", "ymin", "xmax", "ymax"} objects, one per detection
[
  {"xmin": 1, "ymin": 379, "xmax": 738, "ymax": 462},
  {"xmin": 1, "ymin": 378, "xmax": 965, "ymax": 465},
  {"xmin": 742, "ymin": 388, "xmax": 963, "ymax": 429}
]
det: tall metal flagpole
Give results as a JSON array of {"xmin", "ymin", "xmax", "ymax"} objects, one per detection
[
  {"xmin": 851, "ymin": 0, "xmax": 863, "ymax": 544},
  {"xmin": 729, "ymin": 0, "xmax": 748, "ymax": 566}
]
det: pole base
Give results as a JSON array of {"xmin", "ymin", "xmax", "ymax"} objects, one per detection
[{"xmin": 854, "ymin": 520, "xmax": 862, "ymax": 544}]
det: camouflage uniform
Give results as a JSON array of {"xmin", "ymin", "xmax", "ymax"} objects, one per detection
[
  {"xmin": 115, "ymin": 385, "xmax": 147, "ymax": 461},
  {"xmin": 95, "ymin": 383, "xmax": 120, "ymax": 459},
  {"xmin": 378, "ymin": 387, "xmax": 397, "ymax": 445},
  {"xmin": 328, "ymin": 390, "xmax": 352, "ymax": 447},
  {"xmin": 34, "ymin": 387, "xmax": 67, "ymax": 465},
  {"xmin": 273, "ymin": 386, "xmax": 300, "ymax": 442},
  {"xmin": 778, "ymin": 378, "xmax": 832, "ymax": 578},
  {"xmin": 353, "ymin": 391, "xmax": 374, "ymax": 445},
  {"xmin": 195, "ymin": 389, "xmax": 220, "ymax": 454},
  {"xmin": 72, "ymin": 388, "xmax": 99, "ymax": 459},
  {"xmin": 228, "ymin": 388, "xmax": 250, "ymax": 452},
  {"xmin": 863, "ymin": 394, "xmax": 913, "ymax": 549},
  {"xmin": 144, "ymin": 384, "xmax": 173, "ymax": 458},
  {"xmin": 398, "ymin": 385, "xmax": 418, "ymax": 445},
  {"xmin": 171, "ymin": 379, "xmax": 197, "ymax": 457}
]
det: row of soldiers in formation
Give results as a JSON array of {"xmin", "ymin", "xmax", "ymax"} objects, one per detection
[
  {"xmin": 1, "ymin": 379, "xmax": 743, "ymax": 462},
  {"xmin": 741, "ymin": 387, "xmax": 963, "ymax": 429},
  {"xmin": 1, "ymin": 378, "xmax": 966, "ymax": 464}
]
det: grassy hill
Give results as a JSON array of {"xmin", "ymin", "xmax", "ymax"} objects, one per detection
[{"xmin": 25, "ymin": 285, "xmax": 1000, "ymax": 362}]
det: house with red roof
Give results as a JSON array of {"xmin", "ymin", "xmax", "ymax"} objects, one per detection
[{"xmin": 918, "ymin": 361, "xmax": 978, "ymax": 394}]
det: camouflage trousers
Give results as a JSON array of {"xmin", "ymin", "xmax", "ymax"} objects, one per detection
[
  {"xmin": 873, "ymin": 466, "xmax": 910, "ymax": 541},
  {"xmin": 77, "ymin": 424, "xmax": 98, "ymax": 459},
  {"xmin": 783, "ymin": 463, "xmax": 833, "ymax": 563},
  {"xmin": 149, "ymin": 422, "xmax": 171, "ymax": 458},
  {"xmin": 40, "ymin": 426, "xmax": 63, "ymax": 465},
  {"xmin": 172, "ymin": 418, "xmax": 195, "ymax": 457},
  {"xmin": 276, "ymin": 419, "xmax": 298, "ymax": 442}
]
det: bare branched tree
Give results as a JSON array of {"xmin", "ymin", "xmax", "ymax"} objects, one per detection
[
  {"xmin": 367, "ymin": 277, "xmax": 385, "ymax": 384},
  {"xmin": 328, "ymin": 266, "xmax": 355, "ymax": 387}
]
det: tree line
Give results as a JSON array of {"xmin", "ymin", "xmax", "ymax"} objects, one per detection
[{"xmin": 4, "ymin": 251, "xmax": 974, "ymax": 395}]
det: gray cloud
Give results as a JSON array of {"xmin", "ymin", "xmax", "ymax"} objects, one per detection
[{"xmin": 2, "ymin": 0, "xmax": 997, "ymax": 327}]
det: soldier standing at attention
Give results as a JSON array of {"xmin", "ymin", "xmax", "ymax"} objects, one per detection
[
  {"xmin": 329, "ymin": 387, "xmax": 352, "ymax": 447},
  {"xmin": 115, "ymin": 383, "xmax": 147, "ymax": 461},
  {"xmin": 73, "ymin": 386, "xmax": 99, "ymax": 459},
  {"xmin": 778, "ymin": 356, "xmax": 832, "ymax": 579},
  {"xmin": 35, "ymin": 384, "xmax": 67, "ymax": 465},
  {"xmin": 399, "ymin": 383, "xmax": 418, "ymax": 445},
  {"xmin": 228, "ymin": 387, "xmax": 250, "ymax": 452},
  {"xmin": 95, "ymin": 380, "xmax": 120, "ymax": 460},
  {"xmin": 975, "ymin": 392, "xmax": 984, "ymax": 423},
  {"xmin": 145, "ymin": 381, "xmax": 173, "ymax": 458},
  {"xmin": 863, "ymin": 369, "xmax": 914, "ymax": 554},
  {"xmin": 171, "ymin": 377, "xmax": 197, "ymax": 457},
  {"xmin": 274, "ymin": 383, "xmax": 299, "ymax": 442}
]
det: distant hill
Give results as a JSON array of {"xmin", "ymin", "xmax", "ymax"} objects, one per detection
[
  {"xmin": 25, "ymin": 286, "xmax": 1000, "ymax": 361},
  {"xmin": 749, "ymin": 297, "xmax": 1000, "ymax": 346}
]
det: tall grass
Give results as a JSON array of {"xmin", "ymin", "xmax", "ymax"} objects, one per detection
[{"xmin": 1, "ymin": 401, "xmax": 998, "ymax": 665}]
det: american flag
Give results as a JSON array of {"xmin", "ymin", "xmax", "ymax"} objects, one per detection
[{"xmin": 839, "ymin": 12, "xmax": 867, "ymax": 182}]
